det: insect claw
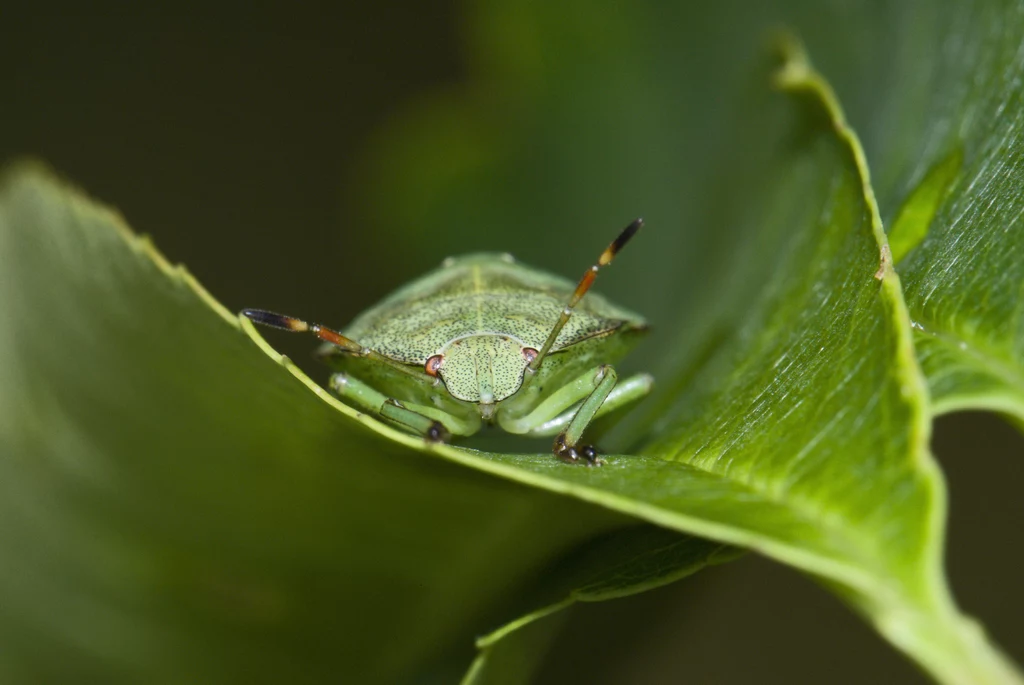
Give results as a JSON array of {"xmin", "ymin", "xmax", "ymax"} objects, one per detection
[
  {"xmin": 556, "ymin": 446, "xmax": 579, "ymax": 464},
  {"xmin": 554, "ymin": 433, "xmax": 602, "ymax": 466},
  {"xmin": 426, "ymin": 421, "xmax": 450, "ymax": 443},
  {"xmin": 581, "ymin": 446, "xmax": 602, "ymax": 467}
]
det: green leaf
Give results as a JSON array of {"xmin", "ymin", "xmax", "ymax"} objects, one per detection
[
  {"xmin": 856, "ymin": 3, "xmax": 1024, "ymax": 419},
  {"xmin": 888, "ymin": 148, "xmax": 963, "ymax": 265},
  {"xmin": 0, "ymin": 165, "xmax": 649, "ymax": 683},
  {"xmin": 462, "ymin": 529, "xmax": 736, "ymax": 685},
  {"xmin": 361, "ymin": 1, "xmax": 1024, "ymax": 682},
  {"xmin": 5, "ymin": 1, "xmax": 1024, "ymax": 684}
]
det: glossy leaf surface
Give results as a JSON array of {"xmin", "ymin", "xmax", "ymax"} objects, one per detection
[{"xmin": 3, "ymin": 0, "xmax": 1024, "ymax": 683}]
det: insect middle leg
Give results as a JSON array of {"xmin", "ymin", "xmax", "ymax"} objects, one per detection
[
  {"xmin": 329, "ymin": 373, "xmax": 481, "ymax": 442},
  {"xmin": 519, "ymin": 373, "xmax": 654, "ymax": 438}
]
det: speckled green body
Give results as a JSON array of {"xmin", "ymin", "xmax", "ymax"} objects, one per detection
[
  {"xmin": 345, "ymin": 253, "xmax": 644, "ymax": 364},
  {"xmin": 324, "ymin": 253, "xmax": 649, "ymax": 423},
  {"xmin": 244, "ymin": 223, "xmax": 653, "ymax": 463}
]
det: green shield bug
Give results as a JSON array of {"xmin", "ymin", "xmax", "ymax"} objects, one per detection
[{"xmin": 242, "ymin": 219, "xmax": 652, "ymax": 465}]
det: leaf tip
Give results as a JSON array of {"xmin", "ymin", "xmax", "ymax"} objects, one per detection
[{"xmin": 769, "ymin": 29, "xmax": 812, "ymax": 90}]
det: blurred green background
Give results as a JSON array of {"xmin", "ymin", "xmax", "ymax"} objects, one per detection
[{"xmin": 2, "ymin": 3, "xmax": 1021, "ymax": 683}]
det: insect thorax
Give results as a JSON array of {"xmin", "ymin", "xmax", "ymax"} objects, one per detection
[{"xmin": 342, "ymin": 255, "xmax": 645, "ymax": 363}]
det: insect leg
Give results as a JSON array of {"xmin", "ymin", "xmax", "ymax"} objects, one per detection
[
  {"xmin": 527, "ymin": 218, "xmax": 642, "ymax": 375},
  {"xmin": 519, "ymin": 372, "xmax": 653, "ymax": 437},
  {"xmin": 551, "ymin": 366, "xmax": 619, "ymax": 465},
  {"xmin": 499, "ymin": 364, "xmax": 636, "ymax": 464},
  {"xmin": 499, "ymin": 366, "xmax": 612, "ymax": 434},
  {"xmin": 328, "ymin": 373, "xmax": 480, "ymax": 441},
  {"xmin": 381, "ymin": 398, "xmax": 481, "ymax": 438}
]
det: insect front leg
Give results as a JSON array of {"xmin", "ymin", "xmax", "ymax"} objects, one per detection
[
  {"xmin": 499, "ymin": 365, "xmax": 649, "ymax": 465},
  {"xmin": 329, "ymin": 374, "xmax": 480, "ymax": 442},
  {"xmin": 552, "ymin": 365, "xmax": 618, "ymax": 465}
]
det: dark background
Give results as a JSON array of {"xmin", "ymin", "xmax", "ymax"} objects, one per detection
[{"xmin": 2, "ymin": 6, "xmax": 1021, "ymax": 683}]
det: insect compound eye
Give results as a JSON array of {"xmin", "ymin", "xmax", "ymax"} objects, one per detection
[
  {"xmin": 425, "ymin": 354, "xmax": 444, "ymax": 377},
  {"xmin": 521, "ymin": 347, "xmax": 539, "ymax": 364}
]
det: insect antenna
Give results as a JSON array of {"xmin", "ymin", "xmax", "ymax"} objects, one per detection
[
  {"xmin": 241, "ymin": 309, "xmax": 434, "ymax": 382},
  {"xmin": 528, "ymin": 218, "xmax": 643, "ymax": 373},
  {"xmin": 242, "ymin": 309, "xmax": 363, "ymax": 352}
]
